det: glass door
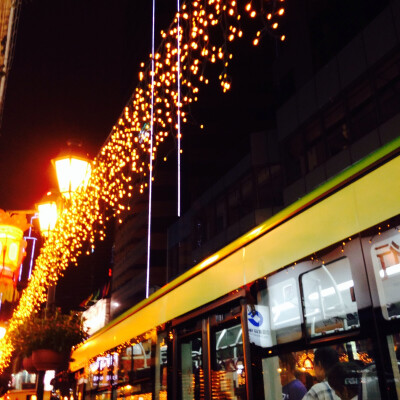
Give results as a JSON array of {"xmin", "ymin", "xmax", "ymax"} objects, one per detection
[
  {"xmin": 211, "ymin": 323, "xmax": 247, "ymax": 400},
  {"xmin": 179, "ymin": 334, "xmax": 204, "ymax": 400}
]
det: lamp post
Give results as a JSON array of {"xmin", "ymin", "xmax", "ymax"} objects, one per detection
[
  {"xmin": 0, "ymin": 210, "xmax": 29, "ymax": 348},
  {"xmin": 37, "ymin": 192, "xmax": 59, "ymax": 238},
  {"xmin": 36, "ymin": 145, "xmax": 92, "ymax": 309},
  {"xmin": 0, "ymin": 210, "xmax": 29, "ymax": 305},
  {"xmin": 37, "ymin": 191, "xmax": 61, "ymax": 311},
  {"xmin": 34, "ymin": 145, "xmax": 91, "ymax": 400},
  {"xmin": 52, "ymin": 142, "xmax": 91, "ymax": 199}
]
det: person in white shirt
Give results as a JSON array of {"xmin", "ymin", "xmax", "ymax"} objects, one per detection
[{"xmin": 302, "ymin": 347, "xmax": 340, "ymax": 400}]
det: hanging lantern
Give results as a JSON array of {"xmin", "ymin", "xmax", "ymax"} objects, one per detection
[
  {"xmin": 0, "ymin": 210, "xmax": 30, "ymax": 303},
  {"xmin": 52, "ymin": 142, "xmax": 91, "ymax": 199}
]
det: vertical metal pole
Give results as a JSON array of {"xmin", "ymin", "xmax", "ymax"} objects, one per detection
[
  {"xmin": 241, "ymin": 301, "xmax": 254, "ymax": 400},
  {"xmin": 176, "ymin": 0, "xmax": 182, "ymax": 217},
  {"xmin": 146, "ymin": 0, "xmax": 156, "ymax": 299},
  {"xmin": 36, "ymin": 370, "xmax": 45, "ymax": 400},
  {"xmin": 171, "ymin": 330, "xmax": 178, "ymax": 400},
  {"xmin": 202, "ymin": 318, "xmax": 212, "ymax": 400}
]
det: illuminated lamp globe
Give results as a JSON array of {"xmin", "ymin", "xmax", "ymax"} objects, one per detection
[
  {"xmin": 0, "ymin": 326, "xmax": 6, "ymax": 339},
  {"xmin": 52, "ymin": 142, "xmax": 91, "ymax": 199},
  {"xmin": 0, "ymin": 210, "xmax": 29, "ymax": 273},
  {"xmin": 0, "ymin": 210, "xmax": 29, "ymax": 303},
  {"xmin": 37, "ymin": 191, "xmax": 59, "ymax": 237}
]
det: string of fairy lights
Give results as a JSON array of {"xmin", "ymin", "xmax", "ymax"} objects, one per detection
[{"xmin": 0, "ymin": 0, "xmax": 286, "ymax": 372}]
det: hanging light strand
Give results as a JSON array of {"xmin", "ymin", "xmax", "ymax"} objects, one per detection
[
  {"xmin": 177, "ymin": 0, "xmax": 182, "ymax": 217},
  {"xmin": 0, "ymin": 0, "xmax": 287, "ymax": 373},
  {"xmin": 146, "ymin": 0, "xmax": 157, "ymax": 299}
]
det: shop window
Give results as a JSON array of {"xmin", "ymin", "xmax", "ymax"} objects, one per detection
[
  {"xmin": 301, "ymin": 257, "xmax": 359, "ymax": 338},
  {"xmin": 156, "ymin": 332, "xmax": 168, "ymax": 400},
  {"xmin": 179, "ymin": 335, "xmax": 204, "ymax": 400},
  {"xmin": 387, "ymin": 333, "xmax": 400, "ymax": 399},
  {"xmin": 261, "ymin": 341, "xmax": 381, "ymax": 400},
  {"xmin": 212, "ymin": 324, "xmax": 246, "ymax": 399},
  {"xmin": 132, "ymin": 339, "xmax": 153, "ymax": 378},
  {"xmin": 367, "ymin": 229, "xmax": 400, "ymax": 320},
  {"xmin": 117, "ymin": 346, "xmax": 132, "ymax": 385},
  {"xmin": 116, "ymin": 336, "xmax": 155, "ymax": 399},
  {"xmin": 88, "ymin": 353, "xmax": 118, "ymax": 390},
  {"xmin": 256, "ymin": 271, "xmax": 303, "ymax": 346}
]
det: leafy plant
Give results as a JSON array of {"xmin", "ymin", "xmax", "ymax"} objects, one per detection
[{"xmin": 11, "ymin": 308, "xmax": 88, "ymax": 356}]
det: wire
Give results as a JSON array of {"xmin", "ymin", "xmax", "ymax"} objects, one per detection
[
  {"xmin": 177, "ymin": 0, "xmax": 182, "ymax": 217},
  {"xmin": 146, "ymin": 0, "xmax": 156, "ymax": 299}
]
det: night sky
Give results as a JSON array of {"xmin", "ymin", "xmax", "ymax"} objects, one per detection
[{"xmin": 0, "ymin": 0, "xmax": 276, "ymax": 212}]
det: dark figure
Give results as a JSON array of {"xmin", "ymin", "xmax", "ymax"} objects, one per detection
[
  {"xmin": 295, "ymin": 370, "xmax": 316, "ymax": 390},
  {"xmin": 327, "ymin": 362, "xmax": 361, "ymax": 400}
]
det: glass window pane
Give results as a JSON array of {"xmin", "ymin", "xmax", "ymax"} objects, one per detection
[
  {"xmin": 301, "ymin": 257, "xmax": 359, "ymax": 338},
  {"xmin": 117, "ymin": 346, "xmax": 132, "ymax": 385},
  {"xmin": 387, "ymin": 333, "xmax": 400, "ymax": 398},
  {"xmin": 156, "ymin": 333, "xmax": 168, "ymax": 400},
  {"xmin": 118, "ymin": 337, "xmax": 154, "ymax": 399},
  {"xmin": 256, "ymin": 273, "xmax": 303, "ymax": 345},
  {"xmin": 180, "ymin": 335, "xmax": 204, "ymax": 400},
  {"xmin": 368, "ymin": 230, "xmax": 400, "ymax": 320},
  {"xmin": 212, "ymin": 324, "xmax": 247, "ymax": 400},
  {"xmin": 261, "ymin": 341, "xmax": 381, "ymax": 400}
]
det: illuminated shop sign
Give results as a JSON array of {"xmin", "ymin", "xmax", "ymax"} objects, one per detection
[{"xmin": 83, "ymin": 298, "xmax": 109, "ymax": 336}]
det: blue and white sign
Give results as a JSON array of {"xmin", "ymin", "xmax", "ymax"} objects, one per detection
[{"xmin": 247, "ymin": 305, "xmax": 271, "ymax": 348}]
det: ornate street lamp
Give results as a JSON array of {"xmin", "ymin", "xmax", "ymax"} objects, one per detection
[
  {"xmin": 52, "ymin": 142, "xmax": 91, "ymax": 199},
  {"xmin": 0, "ymin": 210, "xmax": 29, "ymax": 303},
  {"xmin": 37, "ymin": 192, "xmax": 59, "ymax": 237}
]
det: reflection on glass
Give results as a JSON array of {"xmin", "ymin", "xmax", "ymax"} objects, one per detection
[
  {"xmin": 115, "ymin": 338, "xmax": 154, "ymax": 400},
  {"xmin": 370, "ymin": 231, "xmax": 400, "ymax": 319},
  {"xmin": 256, "ymin": 276, "xmax": 301, "ymax": 348},
  {"xmin": 156, "ymin": 333, "xmax": 168, "ymax": 400},
  {"xmin": 91, "ymin": 353, "xmax": 118, "ymax": 388},
  {"xmin": 247, "ymin": 305, "xmax": 272, "ymax": 348},
  {"xmin": 261, "ymin": 341, "xmax": 380, "ymax": 400},
  {"xmin": 257, "ymin": 274, "xmax": 302, "ymax": 345},
  {"xmin": 180, "ymin": 336, "xmax": 204, "ymax": 400},
  {"xmin": 301, "ymin": 257, "xmax": 359, "ymax": 337},
  {"xmin": 387, "ymin": 333, "xmax": 400, "ymax": 399},
  {"xmin": 212, "ymin": 324, "xmax": 246, "ymax": 400},
  {"xmin": 269, "ymin": 277, "xmax": 301, "ymax": 339},
  {"xmin": 118, "ymin": 346, "xmax": 132, "ymax": 385}
]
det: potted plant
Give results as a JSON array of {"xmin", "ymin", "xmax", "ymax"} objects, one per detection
[
  {"xmin": 11, "ymin": 317, "xmax": 36, "ymax": 373},
  {"xmin": 11, "ymin": 308, "xmax": 88, "ymax": 372}
]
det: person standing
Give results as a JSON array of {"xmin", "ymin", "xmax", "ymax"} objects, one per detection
[
  {"xmin": 327, "ymin": 362, "xmax": 361, "ymax": 400},
  {"xmin": 302, "ymin": 347, "xmax": 340, "ymax": 400},
  {"xmin": 279, "ymin": 353, "xmax": 307, "ymax": 400}
]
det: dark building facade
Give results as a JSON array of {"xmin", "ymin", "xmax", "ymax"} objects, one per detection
[
  {"xmin": 69, "ymin": 3, "xmax": 400, "ymax": 400},
  {"xmin": 166, "ymin": 0, "xmax": 400, "ymax": 281},
  {"xmin": 109, "ymin": 0, "xmax": 400, "ymax": 319}
]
